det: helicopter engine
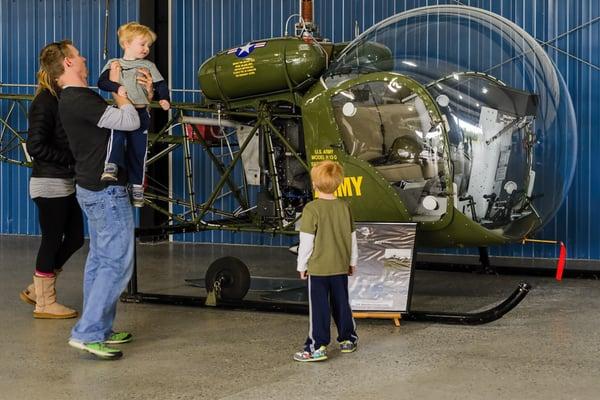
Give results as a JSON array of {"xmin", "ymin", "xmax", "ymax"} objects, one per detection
[{"xmin": 256, "ymin": 118, "xmax": 311, "ymax": 224}]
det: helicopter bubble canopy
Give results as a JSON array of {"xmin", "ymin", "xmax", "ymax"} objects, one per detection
[{"xmin": 325, "ymin": 5, "xmax": 577, "ymax": 239}]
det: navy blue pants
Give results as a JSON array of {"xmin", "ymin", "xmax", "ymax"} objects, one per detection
[
  {"xmin": 106, "ymin": 108, "xmax": 149, "ymax": 186},
  {"xmin": 304, "ymin": 274, "xmax": 358, "ymax": 352}
]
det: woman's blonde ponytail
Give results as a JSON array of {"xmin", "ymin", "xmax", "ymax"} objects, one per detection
[
  {"xmin": 35, "ymin": 40, "xmax": 73, "ymax": 99},
  {"xmin": 36, "ymin": 68, "xmax": 56, "ymax": 97}
]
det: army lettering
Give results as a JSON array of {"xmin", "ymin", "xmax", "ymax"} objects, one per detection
[
  {"xmin": 232, "ymin": 58, "xmax": 257, "ymax": 77},
  {"xmin": 315, "ymin": 176, "xmax": 363, "ymax": 198},
  {"xmin": 310, "ymin": 148, "xmax": 337, "ymax": 161},
  {"xmin": 335, "ymin": 176, "xmax": 362, "ymax": 197}
]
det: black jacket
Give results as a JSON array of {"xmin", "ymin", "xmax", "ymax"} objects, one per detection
[{"xmin": 26, "ymin": 89, "xmax": 75, "ymax": 178}]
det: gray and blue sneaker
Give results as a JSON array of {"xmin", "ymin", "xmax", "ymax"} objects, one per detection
[
  {"xmin": 293, "ymin": 345, "xmax": 328, "ymax": 362},
  {"xmin": 131, "ymin": 185, "xmax": 144, "ymax": 207},
  {"xmin": 101, "ymin": 163, "xmax": 118, "ymax": 182},
  {"xmin": 339, "ymin": 340, "xmax": 357, "ymax": 353}
]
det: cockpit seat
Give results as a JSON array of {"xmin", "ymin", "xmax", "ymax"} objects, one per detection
[{"xmin": 340, "ymin": 106, "xmax": 384, "ymax": 161}]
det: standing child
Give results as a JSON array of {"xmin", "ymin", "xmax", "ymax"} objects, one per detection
[
  {"xmin": 294, "ymin": 160, "xmax": 358, "ymax": 362},
  {"xmin": 97, "ymin": 21, "xmax": 170, "ymax": 207}
]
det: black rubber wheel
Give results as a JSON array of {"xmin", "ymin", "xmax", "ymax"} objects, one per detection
[{"xmin": 205, "ymin": 257, "xmax": 251, "ymax": 301}]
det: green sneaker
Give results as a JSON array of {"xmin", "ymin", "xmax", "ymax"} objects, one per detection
[
  {"xmin": 105, "ymin": 331, "xmax": 133, "ymax": 344},
  {"xmin": 339, "ymin": 340, "xmax": 357, "ymax": 353},
  {"xmin": 293, "ymin": 346, "xmax": 328, "ymax": 362},
  {"xmin": 68, "ymin": 340, "xmax": 122, "ymax": 359}
]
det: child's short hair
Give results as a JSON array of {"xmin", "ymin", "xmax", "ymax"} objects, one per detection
[
  {"xmin": 311, "ymin": 161, "xmax": 344, "ymax": 195},
  {"xmin": 117, "ymin": 22, "xmax": 157, "ymax": 48}
]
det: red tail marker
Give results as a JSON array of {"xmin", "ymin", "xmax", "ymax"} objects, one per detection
[{"xmin": 556, "ymin": 242, "xmax": 567, "ymax": 281}]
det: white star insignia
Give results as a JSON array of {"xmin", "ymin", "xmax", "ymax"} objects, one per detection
[{"xmin": 237, "ymin": 42, "xmax": 253, "ymax": 55}]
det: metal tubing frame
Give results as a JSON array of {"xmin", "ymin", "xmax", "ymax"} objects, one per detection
[
  {"xmin": 0, "ymin": 92, "xmax": 301, "ymax": 237},
  {"xmin": 186, "ymin": 122, "xmax": 249, "ymax": 211}
]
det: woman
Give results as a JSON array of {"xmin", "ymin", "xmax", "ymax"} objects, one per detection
[{"xmin": 19, "ymin": 40, "xmax": 84, "ymax": 319}]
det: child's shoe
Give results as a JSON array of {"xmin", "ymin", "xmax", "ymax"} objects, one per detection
[
  {"xmin": 131, "ymin": 185, "xmax": 144, "ymax": 207},
  {"xmin": 339, "ymin": 340, "xmax": 357, "ymax": 353},
  {"xmin": 101, "ymin": 163, "xmax": 118, "ymax": 181},
  {"xmin": 293, "ymin": 345, "xmax": 327, "ymax": 362}
]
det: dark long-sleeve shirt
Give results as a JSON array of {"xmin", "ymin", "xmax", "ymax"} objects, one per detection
[{"xmin": 58, "ymin": 87, "xmax": 140, "ymax": 191}]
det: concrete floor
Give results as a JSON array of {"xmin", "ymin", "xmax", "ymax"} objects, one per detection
[{"xmin": 1, "ymin": 235, "xmax": 599, "ymax": 400}]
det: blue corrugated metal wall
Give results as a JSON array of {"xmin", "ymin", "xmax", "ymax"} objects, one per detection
[
  {"xmin": 0, "ymin": 0, "xmax": 138, "ymax": 235},
  {"xmin": 2, "ymin": 1, "xmax": 599, "ymax": 262}
]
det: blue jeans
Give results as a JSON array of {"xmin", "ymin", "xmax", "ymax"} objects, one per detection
[{"xmin": 70, "ymin": 185, "xmax": 134, "ymax": 343}]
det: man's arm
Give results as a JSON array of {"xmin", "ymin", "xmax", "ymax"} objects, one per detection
[{"xmin": 97, "ymin": 104, "xmax": 140, "ymax": 131}]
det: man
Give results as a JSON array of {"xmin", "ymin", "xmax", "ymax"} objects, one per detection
[{"xmin": 52, "ymin": 42, "xmax": 150, "ymax": 359}]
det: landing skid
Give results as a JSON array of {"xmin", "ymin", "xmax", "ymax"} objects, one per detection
[
  {"xmin": 404, "ymin": 282, "xmax": 531, "ymax": 325},
  {"xmin": 122, "ymin": 247, "xmax": 531, "ymax": 324}
]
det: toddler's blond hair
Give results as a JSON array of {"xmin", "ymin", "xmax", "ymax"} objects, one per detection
[
  {"xmin": 118, "ymin": 22, "xmax": 157, "ymax": 48},
  {"xmin": 310, "ymin": 161, "xmax": 343, "ymax": 195}
]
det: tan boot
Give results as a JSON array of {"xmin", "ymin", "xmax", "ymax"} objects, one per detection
[
  {"xmin": 33, "ymin": 275, "xmax": 78, "ymax": 319},
  {"xmin": 20, "ymin": 269, "xmax": 63, "ymax": 306},
  {"xmin": 20, "ymin": 279, "xmax": 36, "ymax": 305}
]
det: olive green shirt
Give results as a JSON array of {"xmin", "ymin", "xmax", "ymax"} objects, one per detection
[{"xmin": 299, "ymin": 198, "xmax": 355, "ymax": 276}]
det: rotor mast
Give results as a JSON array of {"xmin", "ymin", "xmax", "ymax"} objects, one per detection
[{"xmin": 296, "ymin": 0, "xmax": 320, "ymax": 37}]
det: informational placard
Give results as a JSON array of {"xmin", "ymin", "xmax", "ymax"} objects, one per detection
[{"xmin": 349, "ymin": 223, "xmax": 417, "ymax": 312}]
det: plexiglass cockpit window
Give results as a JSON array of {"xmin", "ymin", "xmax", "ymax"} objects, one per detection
[
  {"xmin": 325, "ymin": 5, "xmax": 577, "ymax": 238},
  {"xmin": 332, "ymin": 81, "xmax": 448, "ymax": 222}
]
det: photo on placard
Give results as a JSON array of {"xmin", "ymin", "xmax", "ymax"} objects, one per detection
[{"xmin": 349, "ymin": 222, "xmax": 417, "ymax": 312}]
